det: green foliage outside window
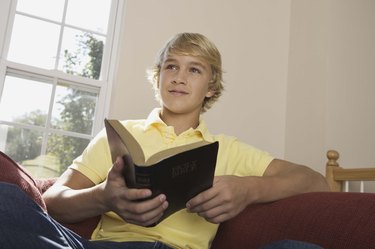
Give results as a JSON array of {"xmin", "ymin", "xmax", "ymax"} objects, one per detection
[{"xmin": 5, "ymin": 33, "xmax": 102, "ymax": 177}]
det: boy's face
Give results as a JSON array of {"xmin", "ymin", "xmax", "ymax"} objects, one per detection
[{"xmin": 158, "ymin": 53, "xmax": 214, "ymax": 116}]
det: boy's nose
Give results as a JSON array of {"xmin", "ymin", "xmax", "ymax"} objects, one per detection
[{"xmin": 172, "ymin": 70, "xmax": 187, "ymax": 84}]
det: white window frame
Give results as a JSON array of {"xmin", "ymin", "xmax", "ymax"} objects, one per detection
[{"xmin": 0, "ymin": 0, "xmax": 124, "ymax": 139}]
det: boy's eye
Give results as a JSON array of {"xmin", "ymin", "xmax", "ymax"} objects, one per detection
[
  {"xmin": 165, "ymin": 64, "xmax": 177, "ymax": 70},
  {"xmin": 190, "ymin": 67, "xmax": 201, "ymax": 74}
]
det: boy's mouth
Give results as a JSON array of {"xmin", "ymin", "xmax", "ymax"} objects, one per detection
[{"xmin": 169, "ymin": 89, "xmax": 188, "ymax": 96}]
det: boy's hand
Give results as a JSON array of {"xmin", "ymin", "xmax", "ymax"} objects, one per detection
[
  {"xmin": 101, "ymin": 157, "xmax": 169, "ymax": 227},
  {"xmin": 186, "ymin": 175, "xmax": 254, "ymax": 224}
]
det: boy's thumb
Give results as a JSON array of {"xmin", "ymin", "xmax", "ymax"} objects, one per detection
[
  {"xmin": 108, "ymin": 156, "xmax": 123, "ymax": 179},
  {"xmin": 114, "ymin": 156, "xmax": 124, "ymax": 171}
]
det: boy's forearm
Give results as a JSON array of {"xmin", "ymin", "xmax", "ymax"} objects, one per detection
[
  {"xmin": 43, "ymin": 184, "xmax": 107, "ymax": 223},
  {"xmin": 252, "ymin": 162, "xmax": 330, "ymax": 204}
]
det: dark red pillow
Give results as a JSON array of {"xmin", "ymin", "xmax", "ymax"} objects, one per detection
[{"xmin": 0, "ymin": 151, "xmax": 46, "ymax": 211}]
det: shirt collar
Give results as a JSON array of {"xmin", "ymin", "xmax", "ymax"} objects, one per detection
[
  {"xmin": 144, "ymin": 108, "xmax": 214, "ymax": 142},
  {"xmin": 144, "ymin": 108, "xmax": 164, "ymax": 128}
]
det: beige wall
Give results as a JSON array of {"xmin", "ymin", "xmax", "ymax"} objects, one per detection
[
  {"xmin": 284, "ymin": 0, "xmax": 329, "ymax": 172},
  {"xmin": 326, "ymin": 0, "xmax": 375, "ymax": 169},
  {"xmin": 110, "ymin": 0, "xmax": 292, "ymax": 159},
  {"xmin": 285, "ymin": 0, "xmax": 375, "ymax": 176},
  {"xmin": 109, "ymin": 0, "xmax": 375, "ymax": 175}
]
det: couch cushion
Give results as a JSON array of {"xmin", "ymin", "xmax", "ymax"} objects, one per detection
[
  {"xmin": 0, "ymin": 151, "xmax": 46, "ymax": 211},
  {"xmin": 211, "ymin": 191, "xmax": 375, "ymax": 249}
]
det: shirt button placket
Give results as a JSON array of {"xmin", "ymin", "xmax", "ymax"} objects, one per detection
[{"xmin": 162, "ymin": 127, "xmax": 176, "ymax": 147}]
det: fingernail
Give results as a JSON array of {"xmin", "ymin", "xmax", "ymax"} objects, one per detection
[
  {"xmin": 163, "ymin": 202, "xmax": 168, "ymax": 209},
  {"xmin": 159, "ymin": 194, "xmax": 166, "ymax": 202}
]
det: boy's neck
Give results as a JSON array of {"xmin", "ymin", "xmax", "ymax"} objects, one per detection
[{"xmin": 160, "ymin": 109, "xmax": 200, "ymax": 135}]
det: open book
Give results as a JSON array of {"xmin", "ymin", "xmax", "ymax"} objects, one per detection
[{"xmin": 104, "ymin": 119, "xmax": 219, "ymax": 223}]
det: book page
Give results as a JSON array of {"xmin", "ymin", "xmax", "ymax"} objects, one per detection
[
  {"xmin": 145, "ymin": 140, "xmax": 212, "ymax": 166},
  {"xmin": 105, "ymin": 119, "xmax": 146, "ymax": 165}
]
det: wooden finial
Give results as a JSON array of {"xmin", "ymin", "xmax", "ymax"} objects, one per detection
[{"xmin": 327, "ymin": 150, "xmax": 340, "ymax": 167}]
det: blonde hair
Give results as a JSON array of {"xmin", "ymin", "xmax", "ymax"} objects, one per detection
[{"xmin": 147, "ymin": 33, "xmax": 224, "ymax": 113}]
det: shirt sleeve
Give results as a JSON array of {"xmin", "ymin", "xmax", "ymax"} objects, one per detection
[
  {"xmin": 214, "ymin": 135, "xmax": 274, "ymax": 177},
  {"xmin": 69, "ymin": 129, "xmax": 113, "ymax": 184}
]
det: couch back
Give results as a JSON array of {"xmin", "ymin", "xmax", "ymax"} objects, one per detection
[{"xmin": 211, "ymin": 191, "xmax": 375, "ymax": 249}]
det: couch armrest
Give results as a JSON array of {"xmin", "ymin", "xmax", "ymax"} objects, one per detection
[
  {"xmin": 0, "ymin": 151, "xmax": 99, "ymax": 240},
  {"xmin": 211, "ymin": 192, "xmax": 375, "ymax": 249},
  {"xmin": 0, "ymin": 151, "xmax": 46, "ymax": 210}
]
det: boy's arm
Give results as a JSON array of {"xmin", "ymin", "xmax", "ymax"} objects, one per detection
[
  {"xmin": 256, "ymin": 159, "xmax": 330, "ymax": 202},
  {"xmin": 43, "ymin": 157, "xmax": 168, "ymax": 227},
  {"xmin": 186, "ymin": 159, "xmax": 330, "ymax": 224}
]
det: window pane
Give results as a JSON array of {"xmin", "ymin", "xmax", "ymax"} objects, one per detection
[
  {"xmin": 16, "ymin": 0, "xmax": 65, "ymax": 22},
  {"xmin": 0, "ymin": 124, "xmax": 90, "ymax": 178},
  {"xmin": 21, "ymin": 153, "xmax": 61, "ymax": 178},
  {"xmin": 8, "ymin": 15, "xmax": 60, "ymax": 69},
  {"xmin": 51, "ymin": 82, "xmax": 98, "ymax": 134},
  {"xmin": 0, "ymin": 124, "xmax": 43, "ymax": 163},
  {"xmin": 0, "ymin": 75, "xmax": 52, "ymax": 125},
  {"xmin": 59, "ymin": 28, "xmax": 105, "ymax": 79},
  {"xmin": 47, "ymin": 133, "xmax": 90, "ymax": 174},
  {"xmin": 66, "ymin": 0, "xmax": 111, "ymax": 33}
]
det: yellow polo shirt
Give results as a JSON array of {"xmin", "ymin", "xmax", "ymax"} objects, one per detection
[{"xmin": 70, "ymin": 108, "xmax": 274, "ymax": 249}]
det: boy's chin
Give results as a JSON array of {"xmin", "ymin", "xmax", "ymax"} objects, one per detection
[{"xmin": 161, "ymin": 105, "xmax": 201, "ymax": 116}]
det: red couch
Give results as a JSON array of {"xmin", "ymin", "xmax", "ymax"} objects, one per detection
[{"xmin": 1, "ymin": 151, "xmax": 375, "ymax": 249}]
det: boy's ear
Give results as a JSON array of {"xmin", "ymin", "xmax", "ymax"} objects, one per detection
[{"xmin": 206, "ymin": 90, "xmax": 215, "ymax": 98}]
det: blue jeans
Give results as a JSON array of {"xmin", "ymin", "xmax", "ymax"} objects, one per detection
[
  {"xmin": 259, "ymin": 240, "xmax": 323, "ymax": 249},
  {"xmin": 0, "ymin": 183, "xmax": 171, "ymax": 249},
  {"xmin": 0, "ymin": 182, "xmax": 322, "ymax": 249}
]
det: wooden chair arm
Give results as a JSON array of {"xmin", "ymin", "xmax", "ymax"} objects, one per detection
[{"xmin": 326, "ymin": 149, "xmax": 375, "ymax": 191}]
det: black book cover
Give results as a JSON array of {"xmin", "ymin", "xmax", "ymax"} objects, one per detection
[{"xmin": 104, "ymin": 119, "xmax": 219, "ymax": 223}]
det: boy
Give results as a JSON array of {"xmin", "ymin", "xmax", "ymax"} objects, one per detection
[{"xmin": 2, "ymin": 33, "xmax": 328, "ymax": 249}]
